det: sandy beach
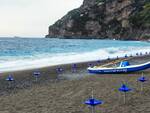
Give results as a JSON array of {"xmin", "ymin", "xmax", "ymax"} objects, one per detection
[{"xmin": 0, "ymin": 55, "xmax": 150, "ymax": 113}]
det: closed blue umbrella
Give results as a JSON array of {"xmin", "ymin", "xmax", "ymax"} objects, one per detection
[
  {"xmin": 107, "ymin": 56, "xmax": 110, "ymax": 60},
  {"xmin": 33, "ymin": 71, "xmax": 40, "ymax": 81},
  {"xmin": 33, "ymin": 71, "xmax": 40, "ymax": 77},
  {"xmin": 88, "ymin": 63, "xmax": 93, "ymax": 67},
  {"xmin": 72, "ymin": 64, "xmax": 77, "ymax": 72},
  {"xmin": 97, "ymin": 60, "xmax": 100, "ymax": 63},
  {"xmin": 56, "ymin": 67, "xmax": 63, "ymax": 74},
  {"xmin": 138, "ymin": 76, "xmax": 147, "ymax": 92},
  {"xmin": 72, "ymin": 64, "xmax": 77, "ymax": 68},
  {"xmin": 6, "ymin": 75, "xmax": 14, "ymax": 81},
  {"xmin": 56, "ymin": 67, "xmax": 63, "ymax": 81},
  {"xmin": 119, "ymin": 84, "xmax": 132, "ymax": 104},
  {"xmin": 119, "ymin": 84, "xmax": 132, "ymax": 92},
  {"xmin": 124, "ymin": 54, "xmax": 128, "ymax": 58},
  {"xmin": 84, "ymin": 90, "xmax": 103, "ymax": 113},
  {"xmin": 116, "ymin": 56, "xmax": 119, "ymax": 59},
  {"xmin": 6, "ymin": 74, "xmax": 14, "ymax": 88},
  {"xmin": 136, "ymin": 53, "xmax": 139, "ymax": 56},
  {"xmin": 145, "ymin": 52, "xmax": 148, "ymax": 55},
  {"xmin": 85, "ymin": 98, "xmax": 103, "ymax": 106},
  {"xmin": 138, "ymin": 76, "xmax": 147, "ymax": 82}
]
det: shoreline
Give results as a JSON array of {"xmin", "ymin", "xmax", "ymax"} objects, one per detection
[
  {"xmin": 1, "ymin": 54, "xmax": 150, "ymax": 80},
  {"xmin": 45, "ymin": 36, "xmax": 150, "ymax": 41}
]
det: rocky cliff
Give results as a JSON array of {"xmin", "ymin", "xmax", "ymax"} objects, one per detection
[{"xmin": 46, "ymin": 0, "xmax": 150, "ymax": 40}]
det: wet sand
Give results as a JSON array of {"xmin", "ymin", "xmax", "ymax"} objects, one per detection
[{"xmin": 0, "ymin": 55, "xmax": 150, "ymax": 113}]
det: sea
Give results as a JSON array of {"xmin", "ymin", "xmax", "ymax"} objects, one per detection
[{"xmin": 0, "ymin": 38, "xmax": 150, "ymax": 72}]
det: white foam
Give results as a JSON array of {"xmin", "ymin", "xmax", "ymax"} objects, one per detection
[{"xmin": 0, "ymin": 47, "xmax": 150, "ymax": 73}]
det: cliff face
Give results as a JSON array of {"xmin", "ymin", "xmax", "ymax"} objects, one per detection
[{"xmin": 46, "ymin": 0, "xmax": 150, "ymax": 40}]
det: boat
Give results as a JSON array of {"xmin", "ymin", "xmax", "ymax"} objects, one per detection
[{"xmin": 87, "ymin": 61, "xmax": 150, "ymax": 74}]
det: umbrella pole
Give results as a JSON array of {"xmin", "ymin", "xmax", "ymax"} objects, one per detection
[
  {"xmin": 141, "ymin": 82, "xmax": 143, "ymax": 93},
  {"xmin": 124, "ymin": 92, "xmax": 126, "ymax": 104},
  {"xmin": 35, "ymin": 76, "xmax": 38, "ymax": 82},
  {"xmin": 8, "ymin": 81, "xmax": 11, "ymax": 88},
  {"xmin": 91, "ymin": 106, "xmax": 95, "ymax": 113},
  {"xmin": 72, "ymin": 67, "xmax": 77, "ymax": 73},
  {"xmin": 91, "ymin": 89, "xmax": 94, "ymax": 113}
]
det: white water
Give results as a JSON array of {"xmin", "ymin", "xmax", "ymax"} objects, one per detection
[{"xmin": 0, "ymin": 47, "xmax": 149, "ymax": 73}]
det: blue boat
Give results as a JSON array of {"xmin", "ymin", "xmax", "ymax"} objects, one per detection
[{"xmin": 87, "ymin": 61, "xmax": 150, "ymax": 74}]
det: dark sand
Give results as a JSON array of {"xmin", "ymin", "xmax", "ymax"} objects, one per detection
[{"xmin": 0, "ymin": 55, "xmax": 150, "ymax": 113}]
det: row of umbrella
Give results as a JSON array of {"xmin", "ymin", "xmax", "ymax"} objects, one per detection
[
  {"xmin": 5, "ymin": 64, "xmax": 77, "ymax": 83},
  {"xmin": 5, "ymin": 64, "xmax": 77, "ymax": 82},
  {"xmin": 89, "ymin": 51, "xmax": 150, "ymax": 67},
  {"xmin": 109, "ymin": 51, "xmax": 150, "ymax": 60}
]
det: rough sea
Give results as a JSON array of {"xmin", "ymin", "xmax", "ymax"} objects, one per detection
[{"xmin": 0, "ymin": 38, "xmax": 150, "ymax": 72}]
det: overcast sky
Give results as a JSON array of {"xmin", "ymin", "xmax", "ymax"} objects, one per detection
[{"xmin": 0, "ymin": 0, "xmax": 83, "ymax": 37}]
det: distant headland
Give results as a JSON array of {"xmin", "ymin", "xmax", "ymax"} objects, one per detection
[{"xmin": 46, "ymin": 0, "xmax": 150, "ymax": 40}]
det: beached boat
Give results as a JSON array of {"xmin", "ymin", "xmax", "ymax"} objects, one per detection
[{"xmin": 87, "ymin": 61, "xmax": 150, "ymax": 74}]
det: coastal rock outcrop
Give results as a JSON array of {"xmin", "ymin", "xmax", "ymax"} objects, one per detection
[{"xmin": 46, "ymin": 0, "xmax": 150, "ymax": 40}]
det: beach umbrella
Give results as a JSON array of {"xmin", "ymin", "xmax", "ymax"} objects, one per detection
[
  {"xmin": 124, "ymin": 54, "xmax": 128, "ymax": 58},
  {"xmin": 118, "ymin": 84, "xmax": 132, "ymax": 104},
  {"xmin": 140, "ymin": 52, "xmax": 142, "ymax": 56},
  {"xmin": 84, "ymin": 90, "xmax": 103, "ymax": 113},
  {"xmin": 138, "ymin": 76, "xmax": 147, "ymax": 92},
  {"xmin": 88, "ymin": 63, "xmax": 93, "ymax": 67},
  {"xmin": 107, "ymin": 56, "xmax": 110, "ymax": 60},
  {"xmin": 56, "ymin": 67, "xmax": 63, "ymax": 74},
  {"xmin": 85, "ymin": 98, "xmax": 103, "ymax": 106},
  {"xmin": 145, "ymin": 52, "xmax": 148, "ymax": 55},
  {"xmin": 33, "ymin": 71, "xmax": 41, "ymax": 81},
  {"xmin": 94, "ymin": 60, "xmax": 100, "ymax": 66},
  {"xmin": 6, "ymin": 74, "xmax": 14, "ymax": 88},
  {"xmin": 136, "ymin": 53, "xmax": 139, "ymax": 56},
  {"xmin": 6, "ymin": 74, "xmax": 14, "ymax": 81},
  {"xmin": 55, "ymin": 67, "xmax": 64, "ymax": 81},
  {"xmin": 33, "ymin": 71, "xmax": 40, "ymax": 76},
  {"xmin": 116, "ymin": 56, "xmax": 119, "ymax": 59},
  {"xmin": 97, "ymin": 60, "xmax": 101, "ymax": 64},
  {"xmin": 138, "ymin": 76, "xmax": 147, "ymax": 82},
  {"xmin": 72, "ymin": 64, "xmax": 77, "ymax": 72}
]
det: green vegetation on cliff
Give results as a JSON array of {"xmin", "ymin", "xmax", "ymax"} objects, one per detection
[{"xmin": 130, "ymin": 3, "xmax": 150, "ymax": 28}]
